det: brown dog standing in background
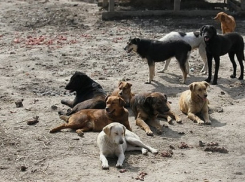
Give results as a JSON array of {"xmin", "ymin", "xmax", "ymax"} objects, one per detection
[
  {"xmin": 131, "ymin": 92, "xmax": 181, "ymax": 136},
  {"xmin": 111, "ymin": 81, "xmax": 134, "ymax": 107},
  {"xmin": 179, "ymin": 81, "xmax": 210, "ymax": 125},
  {"xmin": 50, "ymin": 96, "xmax": 132, "ymax": 136},
  {"xmin": 214, "ymin": 12, "xmax": 236, "ymax": 34}
]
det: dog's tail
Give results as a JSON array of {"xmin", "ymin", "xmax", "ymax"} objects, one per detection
[{"xmin": 59, "ymin": 115, "xmax": 70, "ymax": 123}]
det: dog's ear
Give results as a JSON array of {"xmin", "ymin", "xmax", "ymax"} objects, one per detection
[
  {"xmin": 126, "ymin": 82, "xmax": 132, "ymax": 88},
  {"xmin": 189, "ymin": 83, "xmax": 196, "ymax": 91},
  {"xmin": 200, "ymin": 25, "xmax": 206, "ymax": 36},
  {"xmin": 202, "ymin": 81, "xmax": 210, "ymax": 88},
  {"xmin": 105, "ymin": 95, "xmax": 109, "ymax": 102},
  {"xmin": 122, "ymin": 125, "xmax": 126, "ymax": 136},
  {"xmin": 145, "ymin": 96, "xmax": 153, "ymax": 105},
  {"xmin": 103, "ymin": 125, "xmax": 112, "ymax": 136},
  {"xmin": 210, "ymin": 25, "xmax": 217, "ymax": 36},
  {"xmin": 119, "ymin": 97, "xmax": 126, "ymax": 107},
  {"xmin": 118, "ymin": 81, "xmax": 123, "ymax": 87}
]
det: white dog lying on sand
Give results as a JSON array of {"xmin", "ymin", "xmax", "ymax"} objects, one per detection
[{"xmin": 97, "ymin": 122, "xmax": 158, "ymax": 169}]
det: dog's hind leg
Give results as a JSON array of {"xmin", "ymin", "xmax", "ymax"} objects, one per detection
[
  {"xmin": 158, "ymin": 58, "xmax": 171, "ymax": 73},
  {"xmin": 235, "ymin": 52, "xmax": 244, "ymax": 80},
  {"xmin": 126, "ymin": 138, "xmax": 158, "ymax": 154},
  {"xmin": 199, "ymin": 43, "xmax": 208, "ymax": 74},
  {"xmin": 229, "ymin": 52, "xmax": 237, "ymax": 79}
]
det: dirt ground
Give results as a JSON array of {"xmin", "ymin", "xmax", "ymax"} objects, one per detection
[{"xmin": 1, "ymin": 0, "xmax": 245, "ymax": 182}]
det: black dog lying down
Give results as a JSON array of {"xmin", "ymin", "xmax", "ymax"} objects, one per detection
[
  {"xmin": 124, "ymin": 38, "xmax": 191, "ymax": 84},
  {"xmin": 200, "ymin": 25, "xmax": 244, "ymax": 85},
  {"xmin": 60, "ymin": 71, "xmax": 106, "ymax": 115}
]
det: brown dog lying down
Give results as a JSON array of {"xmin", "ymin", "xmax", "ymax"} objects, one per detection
[
  {"xmin": 111, "ymin": 81, "xmax": 134, "ymax": 107},
  {"xmin": 179, "ymin": 81, "xmax": 211, "ymax": 124},
  {"xmin": 60, "ymin": 71, "xmax": 107, "ymax": 116},
  {"xmin": 130, "ymin": 92, "xmax": 181, "ymax": 136},
  {"xmin": 213, "ymin": 12, "xmax": 236, "ymax": 34},
  {"xmin": 50, "ymin": 96, "xmax": 132, "ymax": 135}
]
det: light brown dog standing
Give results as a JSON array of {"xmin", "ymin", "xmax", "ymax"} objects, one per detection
[
  {"xmin": 50, "ymin": 96, "xmax": 132, "ymax": 135},
  {"xmin": 213, "ymin": 12, "xmax": 236, "ymax": 34},
  {"xmin": 111, "ymin": 81, "xmax": 134, "ymax": 107},
  {"xmin": 179, "ymin": 81, "xmax": 210, "ymax": 124}
]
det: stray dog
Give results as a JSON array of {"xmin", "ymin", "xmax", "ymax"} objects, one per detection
[
  {"xmin": 159, "ymin": 31, "xmax": 207, "ymax": 74},
  {"xmin": 60, "ymin": 71, "xmax": 106, "ymax": 115},
  {"xmin": 97, "ymin": 122, "xmax": 158, "ymax": 169},
  {"xmin": 130, "ymin": 92, "xmax": 181, "ymax": 136},
  {"xmin": 50, "ymin": 96, "xmax": 132, "ymax": 135},
  {"xmin": 124, "ymin": 38, "xmax": 191, "ymax": 84},
  {"xmin": 200, "ymin": 25, "xmax": 244, "ymax": 85},
  {"xmin": 179, "ymin": 81, "xmax": 210, "ymax": 124},
  {"xmin": 213, "ymin": 12, "xmax": 236, "ymax": 34},
  {"xmin": 111, "ymin": 81, "xmax": 134, "ymax": 107}
]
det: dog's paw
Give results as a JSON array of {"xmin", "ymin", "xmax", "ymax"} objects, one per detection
[
  {"xmin": 156, "ymin": 130, "xmax": 163, "ymax": 135},
  {"xmin": 146, "ymin": 130, "xmax": 154, "ymax": 136},
  {"xmin": 197, "ymin": 120, "xmax": 205, "ymax": 124},
  {"xmin": 205, "ymin": 120, "xmax": 211, "ymax": 125},
  {"xmin": 116, "ymin": 163, "xmax": 123, "ymax": 168},
  {"xmin": 212, "ymin": 81, "xmax": 217, "ymax": 85},
  {"xmin": 144, "ymin": 81, "xmax": 151, "ymax": 84},
  {"xmin": 102, "ymin": 164, "xmax": 109, "ymax": 170},
  {"xmin": 151, "ymin": 148, "xmax": 158, "ymax": 154},
  {"xmin": 76, "ymin": 129, "xmax": 84, "ymax": 137},
  {"xmin": 230, "ymin": 74, "xmax": 236, "ymax": 79},
  {"xmin": 205, "ymin": 78, "xmax": 211, "ymax": 83},
  {"xmin": 238, "ymin": 76, "xmax": 243, "ymax": 80},
  {"xmin": 142, "ymin": 148, "xmax": 148, "ymax": 155}
]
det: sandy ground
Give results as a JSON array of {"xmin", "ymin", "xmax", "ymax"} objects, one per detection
[{"xmin": 1, "ymin": 0, "xmax": 245, "ymax": 182}]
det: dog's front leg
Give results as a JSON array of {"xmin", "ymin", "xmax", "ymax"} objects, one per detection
[
  {"xmin": 148, "ymin": 119, "xmax": 163, "ymax": 135},
  {"xmin": 136, "ymin": 117, "xmax": 153, "ymax": 136},
  {"xmin": 205, "ymin": 53, "xmax": 213, "ymax": 83},
  {"xmin": 187, "ymin": 112, "xmax": 204, "ymax": 124},
  {"xmin": 212, "ymin": 56, "xmax": 220, "ymax": 85},
  {"xmin": 146, "ymin": 60, "xmax": 154, "ymax": 84},
  {"xmin": 202, "ymin": 108, "xmax": 211, "ymax": 125},
  {"xmin": 158, "ymin": 58, "xmax": 171, "ymax": 73},
  {"xmin": 116, "ymin": 153, "xmax": 125, "ymax": 168},
  {"xmin": 100, "ymin": 154, "xmax": 109, "ymax": 169},
  {"xmin": 61, "ymin": 99, "xmax": 74, "ymax": 108}
]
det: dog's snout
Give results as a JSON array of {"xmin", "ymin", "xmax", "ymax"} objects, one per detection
[
  {"xmin": 119, "ymin": 90, "xmax": 123, "ymax": 95},
  {"xmin": 119, "ymin": 139, "xmax": 124, "ymax": 144},
  {"xmin": 105, "ymin": 107, "xmax": 110, "ymax": 112},
  {"xmin": 204, "ymin": 94, "xmax": 207, "ymax": 98}
]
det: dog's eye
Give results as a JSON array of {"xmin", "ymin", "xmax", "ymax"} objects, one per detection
[{"xmin": 115, "ymin": 133, "xmax": 118, "ymax": 135}]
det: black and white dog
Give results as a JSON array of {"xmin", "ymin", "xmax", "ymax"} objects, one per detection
[
  {"xmin": 124, "ymin": 38, "xmax": 191, "ymax": 84},
  {"xmin": 159, "ymin": 31, "xmax": 207, "ymax": 74},
  {"xmin": 200, "ymin": 25, "xmax": 244, "ymax": 85}
]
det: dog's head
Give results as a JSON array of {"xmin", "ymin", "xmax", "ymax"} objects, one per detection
[
  {"xmin": 189, "ymin": 81, "xmax": 209, "ymax": 101},
  {"xmin": 105, "ymin": 95, "xmax": 126, "ymax": 115},
  {"xmin": 200, "ymin": 25, "xmax": 217, "ymax": 43},
  {"xmin": 213, "ymin": 12, "xmax": 228, "ymax": 22},
  {"xmin": 65, "ymin": 71, "xmax": 92, "ymax": 93},
  {"xmin": 124, "ymin": 38, "xmax": 140, "ymax": 53},
  {"xmin": 103, "ymin": 122, "xmax": 126, "ymax": 144},
  {"xmin": 118, "ymin": 81, "xmax": 132, "ymax": 97},
  {"xmin": 145, "ymin": 92, "xmax": 170, "ymax": 116}
]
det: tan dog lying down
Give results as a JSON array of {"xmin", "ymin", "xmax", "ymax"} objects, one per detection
[
  {"xmin": 111, "ymin": 81, "xmax": 134, "ymax": 107},
  {"xmin": 97, "ymin": 122, "xmax": 158, "ymax": 169},
  {"xmin": 179, "ymin": 81, "xmax": 210, "ymax": 124},
  {"xmin": 50, "ymin": 96, "xmax": 132, "ymax": 135}
]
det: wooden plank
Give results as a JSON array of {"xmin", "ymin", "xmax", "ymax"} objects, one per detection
[{"xmin": 102, "ymin": 10, "xmax": 221, "ymax": 20}]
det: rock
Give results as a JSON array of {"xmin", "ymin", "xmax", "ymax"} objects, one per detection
[{"xmin": 15, "ymin": 99, "xmax": 24, "ymax": 108}]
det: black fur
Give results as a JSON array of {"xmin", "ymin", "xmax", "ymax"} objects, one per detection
[
  {"xmin": 61, "ymin": 71, "xmax": 106, "ymax": 115},
  {"xmin": 131, "ymin": 38, "xmax": 191, "ymax": 66},
  {"xmin": 200, "ymin": 25, "xmax": 244, "ymax": 85},
  {"xmin": 179, "ymin": 32, "xmax": 187, "ymax": 37}
]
